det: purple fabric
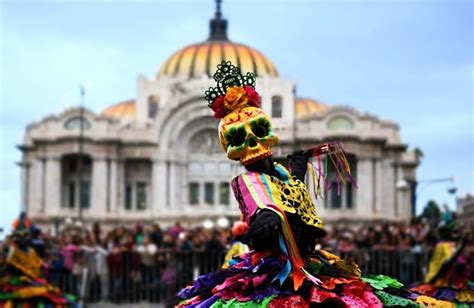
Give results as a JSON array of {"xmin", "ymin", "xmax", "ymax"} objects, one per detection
[
  {"xmin": 407, "ymin": 292, "xmax": 419, "ymax": 300},
  {"xmin": 195, "ymin": 295, "xmax": 219, "ymax": 308},
  {"xmin": 178, "ymin": 253, "xmax": 287, "ymax": 302},
  {"xmin": 433, "ymin": 288, "xmax": 457, "ymax": 301},
  {"xmin": 61, "ymin": 244, "xmax": 78, "ymax": 271}
]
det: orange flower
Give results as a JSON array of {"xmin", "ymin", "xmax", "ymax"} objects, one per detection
[{"xmin": 224, "ymin": 86, "xmax": 248, "ymax": 111}]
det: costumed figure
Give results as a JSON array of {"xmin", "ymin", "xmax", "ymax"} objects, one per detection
[
  {"xmin": 411, "ymin": 214, "xmax": 474, "ymax": 306},
  {"xmin": 0, "ymin": 213, "xmax": 77, "ymax": 307},
  {"xmin": 177, "ymin": 61, "xmax": 450, "ymax": 307},
  {"xmin": 222, "ymin": 221, "xmax": 250, "ymax": 269}
]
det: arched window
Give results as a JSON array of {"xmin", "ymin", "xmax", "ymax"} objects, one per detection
[
  {"xmin": 271, "ymin": 95, "xmax": 283, "ymax": 118},
  {"xmin": 327, "ymin": 115, "xmax": 354, "ymax": 130},
  {"xmin": 64, "ymin": 116, "xmax": 91, "ymax": 130}
]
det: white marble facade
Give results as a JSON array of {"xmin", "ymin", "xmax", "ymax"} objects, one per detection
[{"xmin": 19, "ymin": 10, "xmax": 419, "ymax": 230}]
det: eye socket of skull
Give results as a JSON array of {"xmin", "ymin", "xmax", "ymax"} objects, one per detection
[
  {"xmin": 226, "ymin": 126, "xmax": 246, "ymax": 147},
  {"xmin": 250, "ymin": 117, "xmax": 270, "ymax": 138}
]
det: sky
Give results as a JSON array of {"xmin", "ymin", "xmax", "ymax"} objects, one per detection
[{"xmin": 1, "ymin": 0, "xmax": 473, "ymax": 236}]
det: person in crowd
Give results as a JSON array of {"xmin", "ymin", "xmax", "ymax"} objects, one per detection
[
  {"xmin": 149, "ymin": 223, "xmax": 164, "ymax": 248},
  {"xmin": 168, "ymin": 222, "xmax": 184, "ymax": 239},
  {"xmin": 411, "ymin": 215, "xmax": 474, "ymax": 305},
  {"xmin": 107, "ymin": 244, "xmax": 123, "ymax": 303},
  {"xmin": 136, "ymin": 234, "xmax": 158, "ymax": 301},
  {"xmin": 134, "ymin": 222, "xmax": 145, "ymax": 246},
  {"xmin": 221, "ymin": 221, "xmax": 249, "ymax": 268}
]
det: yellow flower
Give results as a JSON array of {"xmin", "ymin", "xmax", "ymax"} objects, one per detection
[{"xmin": 224, "ymin": 86, "xmax": 248, "ymax": 111}]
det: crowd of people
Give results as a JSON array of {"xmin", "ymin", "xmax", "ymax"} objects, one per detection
[{"xmin": 0, "ymin": 215, "xmax": 472, "ymax": 305}]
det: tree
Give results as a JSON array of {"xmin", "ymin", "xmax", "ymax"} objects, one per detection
[{"xmin": 422, "ymin": 200, "xmax": 441, "ymax": 227}]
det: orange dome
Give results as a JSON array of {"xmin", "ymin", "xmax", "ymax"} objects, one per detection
[
  {"xmin": 295, "ymin": 98, "xmax": 328, "ymax": 118},
  {"xmin": 101, "ymin": 99, "xmax": 136, "ymax": 120},
  {"xmin": 158, "ymin": 41, "xmax": 278, "ymax": 79}
]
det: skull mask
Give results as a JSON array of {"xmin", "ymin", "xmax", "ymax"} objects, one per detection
[{"xmin": 219, "ymin": 106, "xmax": 279, "ymax": 165}]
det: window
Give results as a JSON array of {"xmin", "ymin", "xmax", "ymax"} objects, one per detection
[
  {"xmin": 219, "ymin": 182, "xmax": 230, "ymax": 205},
  {"xmin": 61, "ymin": 154, "xmax": 92, "ymax": 209},
  {"xmin": 346, "ymin": 184, "xmax": 353, "ymax": 209},
  {"xmin": 124, "ymin": 159, "xmax": 151, "ymax": 210},
  {"xmin": 189, "ymin": 182, "xmax": 199, "ymax": 205},
  {"xmin": 64, "ymin": 116, "xmax": 91, "ymax": 130},
  {"xmin": 79, "ymin": 181, "xmax": 90, "ymax": 209},
  {"xmin": 125, "ymin": 185, "xmax": 133, "ymax": 210},
  {"xmin": 204, "ymin": 182, "xmax": 215, "ymax": 205},
  {"xmin": 324, "ymin": 154, "xmax": 357, "ymax": 210},
  {"xmin": 327, "ymin": 115, "xmax": 354, "ymax": 130},
  {"xmin": 328, "ymin": 188, "xmax": 342, "ymax": 209},
  {"xmin": 68, "ymin": 182, "xmax": 75, "ymax": 209},
  {"xmin": 148, "ymin": 95, "xmax": 159, "ymax": 118},
  {"xmin": 271, "ymin": 95, "xmax": 283, "ymax": 118},
  {"xmin": 136, "ymin": 182, "xmax": 147, "ymax": 210}
]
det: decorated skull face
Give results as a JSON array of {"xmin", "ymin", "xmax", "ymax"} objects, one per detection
[{"xmin": 219, "ymin": 106, "xmax": 279, "ymax": 165}]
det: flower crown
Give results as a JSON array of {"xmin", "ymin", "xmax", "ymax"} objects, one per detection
[{"xmin": 205, "ymin": 61, "xmax": 260, "ymax": 118}]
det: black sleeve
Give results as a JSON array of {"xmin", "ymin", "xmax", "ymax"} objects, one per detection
[
  {"xmin": 243, "ymin": 209, "xmax": 280, "ymax": 251},
  {"xmin": 287, "ymin": 150, "xmax": 309, "ymax": 182}
]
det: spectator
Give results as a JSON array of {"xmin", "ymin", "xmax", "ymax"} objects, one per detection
[{"xmin": 136, "ymin": 234, "xmax": 158, "ymax": 301}]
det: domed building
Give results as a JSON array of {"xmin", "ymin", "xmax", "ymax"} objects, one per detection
[{"xmin": 19, "ymin": 3, "xmax": 419, "ymax": 230}]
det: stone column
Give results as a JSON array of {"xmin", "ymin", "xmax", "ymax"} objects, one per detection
[
  {"xmin": 28, "ymin": 158, "xmax": 45, "ymax": 216},
  {"xmin": 109, "ymin": 159, "xmax": 118, "ymax": 212},
  {"xmin": 45, "ymin": 157, "xmax": 61, "ymax": 216},
  {"xmin": 91, "ymin": 158, "xmax": 108, "ymax": 216},
  {"xmin": 355, "ymin": 158, "xmax": 372, "ymax": 219},
  {"xmin": 169, "ymin": 161, "xmax": 176, "ymax": 208},
  {"xmin": 374, "ymin": 158, "xmax": 383, "ymax": 217},
  {"xmin": 27, "ymin": 160, "xmax": 38, "ymax": 215},
  {"xmin": 152, "ymin": 159, "xmax": 167, "ymax": 214},
  {"xmin": 20, "ymin": 162, "xmax": 31, "ymax": 213},
  {"xmin": 394, "ymin": 164, "xmax": 401, "ymax": 219},
  {"xmin": 116, "ymin": 160, "xmax": 125, "ymax": 215},
  {"xmin": 381, "ymin": 159, "xmax": 395, "ymax": 220}
]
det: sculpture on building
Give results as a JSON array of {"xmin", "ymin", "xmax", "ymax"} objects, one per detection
[{"xmin": 176, "ymin": 61, "xmax": 449, "ymax": 307}]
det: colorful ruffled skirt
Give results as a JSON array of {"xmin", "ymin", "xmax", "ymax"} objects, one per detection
[
  {"xmin": 410, "ymin": 275, "xmax": 474, "ymax": 307},
  {"xmin": 177, "ymin": 249, "xmax": 457, "ymax": 307},
  {"xmin": 0, "ymin": 274, "xmax": 77, "ymax": 307}
]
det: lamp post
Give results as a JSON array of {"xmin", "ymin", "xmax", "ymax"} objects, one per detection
[
  {"xmin": 396, "ymin": 176, "xmax": 457, "ymax": 218},
  {"xmin": 78, "ymin": 86, "xmax": 85, "ymax": 222}
]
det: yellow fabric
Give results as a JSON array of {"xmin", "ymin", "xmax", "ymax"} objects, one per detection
[
  {"xmin": 222, "ymin": 242, "xmax": 249, "ymax": 269},
  {"xmin": 415, "ymin": 295, "xmax": 455, "ymax": 307},
  {"xmin": 456, "ymin": 290, "xmax": 474, "ymax": 302},
  {"xmin": 424, "ymin": 241, "xmax": 455, "ymax": 283},
  {"xmin": 318, "ymin": 249, "xmax": 341, "ymax": 262},
  {"xmin": 261, "ymin": 164, "xmax": 325, "ymax": 231},
  {"xmin": 7, "ymin": 246, "xmax": 42, "ymax": 279}
]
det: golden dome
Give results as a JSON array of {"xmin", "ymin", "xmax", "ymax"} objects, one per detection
[
  {"xmin": 295, "ymin": 98, "xmax": 328, "ymax": 118},
  {"xmin": 101, "ymin": 99, "xmax": 136, "ymax": 120},
  {"xmin": 158, "ymin": 41, "xmax": 278, "ymax": 79},
  {"xmin": 157, "ymin": 3, "xmax": 278, "ymax": 79}
]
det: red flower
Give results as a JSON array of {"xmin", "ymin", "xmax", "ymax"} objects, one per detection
[
  {"xmin": 211, "ymin": 96, "xmax": 227, "ymax": 118},
  {"xmin": 243, "ymin": 85, "xmax": 261, "ymax": 107}
]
